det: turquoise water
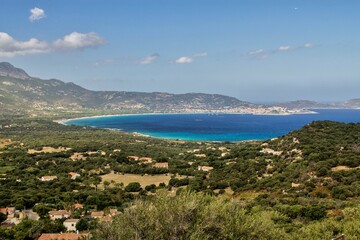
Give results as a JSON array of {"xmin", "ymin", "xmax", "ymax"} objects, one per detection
[{"xmin": 64, "ymin": 109, "xmax": 360, "ymax": 141}]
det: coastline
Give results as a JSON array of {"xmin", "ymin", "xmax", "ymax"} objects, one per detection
[
  {"xmin": 54, "ymin": 109, "xmax": 360, "ymax": 143},
  {"xmin": 55, "ymin": 109, "xmax": 319, "ymax": 125}
]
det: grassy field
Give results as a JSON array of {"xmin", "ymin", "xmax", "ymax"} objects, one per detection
[
  {"xmin": 100, "ymin": 173, "xmax": 190, "ymax": 189},
  {"xmin": 0, "ymin": 166, "xmax": 15, "ymax": 174},
  {"xmin": 27, "ymin": 146, "xmax": 71, "ymax": 154}
]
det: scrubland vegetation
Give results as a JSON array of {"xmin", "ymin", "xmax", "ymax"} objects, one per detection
[{"xmin": 0, "ymin": 117, "xmax": 359, "ymax": 239}]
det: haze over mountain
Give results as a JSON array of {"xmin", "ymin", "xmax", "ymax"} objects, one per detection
[
  {"xmin": 0, "ymin": 62, "xmax": 254, "ymax": 114},
  {"xmin": 0, "ymin": 62, "xmax": 30, "ymax": 80},
  {"xmin": 0, "ymin": 62, "xmax": 358, "ymax": 115}
]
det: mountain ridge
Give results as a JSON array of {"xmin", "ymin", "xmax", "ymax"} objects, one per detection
[
  {"xmin": 0, "ymin": 62, "xmax": 358, "ymax": 115},
  {"xmin": 0, "ymin": 62, "xmax": 30, "ymax": 80},
  {"xmin": 0, "ymin": 62, "xmax": 256, "ymax": 115}
]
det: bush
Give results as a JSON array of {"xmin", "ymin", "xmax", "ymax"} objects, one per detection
[
  {"xmin": 125, "ymin": 182, "xmax": 141, "ymax": 192},
  {"xmin": 92, "ymin": 190, "xmax": 287, "ymax": 240}
]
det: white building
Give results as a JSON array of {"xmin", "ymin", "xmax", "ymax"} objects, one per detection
[
  {"xmin": 48, "ymin": 210, "xmax": 70, "ymax": 220},
  {"xmin": 63, "ymin": 219, "xmax": 79, "ymax": 232}
]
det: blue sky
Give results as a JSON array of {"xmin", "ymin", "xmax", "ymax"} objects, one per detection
[{"xmin": 0, "ymin": 0, "xmax": 359, "ymax": 102}]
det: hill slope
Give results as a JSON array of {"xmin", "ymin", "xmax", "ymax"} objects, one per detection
[{"xmin": 0, "ymin": 62, "xmax": 253, "ymax": 114}]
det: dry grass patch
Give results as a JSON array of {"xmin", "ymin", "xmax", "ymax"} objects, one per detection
[
  {"xmin": 0, "ymin": 139, "xmax": 12, "ymax": 149},
  {"xmin": 331, "ymin": 165, "xmax": 360, "ymax": 172},
  {"xmin": 101, "ymin": 173, "xmax": 185, "ymax": 189},
  {"xmin": 27, "ymin": 146, "xmax": 71, "ymax": 154},
  {"xmin": 214, "ymin": 187, "xmax": 234, "ymax": 198}
]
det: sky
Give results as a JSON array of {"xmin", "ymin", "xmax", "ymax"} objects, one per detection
[{"xmin": 0, "ymin": 0, "xmax": 359, "ymax": 103}]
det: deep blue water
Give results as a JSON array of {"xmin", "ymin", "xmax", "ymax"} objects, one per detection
[{"xmin": 64, "ymin": 109, "xmax": 360, "ymax": 141}]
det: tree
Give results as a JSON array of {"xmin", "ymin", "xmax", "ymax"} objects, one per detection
[
  {"xmin": 103, "ymin": 181, "xmax": 110, "ymax": 189},
  {"xmin": 125, "ymin": 182, "xmax": 141, "ymax": 192},
  {"xmin": 0, "ymin": 212, "xmax": 6, "ymax": 223},
  {"xmin": 76, "ymin": 218, "xmax": 89, "ymax": 231}
]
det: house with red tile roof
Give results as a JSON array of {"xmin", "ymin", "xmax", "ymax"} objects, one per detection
[
  {"xmin": 63, "ymin": 219, "xmax": 79, "ymax": 232},
  {"xmin": 153, "ymin": 162, "xmax": 169, "ymax": 169},
  {"xmin": 37, "ymin": 233, "xmax": 90, "ymax": 240},
  {"xmin": 90, "ymin": 211, "xmax": 104, "ymax": 219},
  {"xmin": 197, "ymin": 166, "xmax": 214, "ymax": 172},
  {"xmin": 48, "ymin": 210, "xmax": 71, "ymax": 220},
  {"xmin": 73, "ymin": 203, "xmax": 83, "ymax": 210}
]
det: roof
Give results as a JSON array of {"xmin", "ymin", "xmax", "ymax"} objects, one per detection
[
  {"xmin": 0, "ymin": 208, "xmax": 7, "ymax": 214},
  {"xmin": 37, "ymin": 233, "xmax": 90, "ymax": 240},
  {"xmin": 64, "ymin": 218, "xmax": 79, "ymax": 223},
  {"xmin": 153, "ymin": 162, "xmax": 169, "ymax": 168},
  {"xmin": 73, "ymin": 203, "xmax": 83, "ymax": 209},
  {"xmin": 41, "ymin": 176, "xmax": 57, "ymax": 180},
  {"xmin": 91, "ymin": 211, "xmax": 104, "ymax": 217},
  {"xmin": 198, "ymin": 166, "xmax": 214, "ymax": 171},
  {"xmin": 48, "ymin": 210, "xmax": 70, "ymax": 215}
]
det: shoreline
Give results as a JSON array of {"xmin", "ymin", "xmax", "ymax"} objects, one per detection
[
  {"xmin": 55, "ymin": 110, "xmax": 319, "ymax": 125},
  {"xmin": 55, "ymin": 111, "xmax": 317, "ymax": 143},
  {"xmin": 53, "ymin": 109, "xmax": 360, "ymax": 143}
]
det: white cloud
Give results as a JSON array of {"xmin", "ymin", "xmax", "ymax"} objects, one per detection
[
  {"xmin": 278, "ymin": 45, "xmax": 291, "ymax": 51},
  {"xmin": 247, "ymin": 43, "xmax": 317, "ymax": 59},
  {"xmin": 29, "ymin": 7, "xmax": 46, "ymax": 22},
  {"xmin": 248, "ymin": 49, "xmax": 265, "ymax": 56},
  {"xmin": 139, "ymin": 53, "xmax": 159, "ymax": 65},
  {"xmin": 175, "ymin": 56, "xmax": 193, "ymax": 64},
  {"xmin": 0, "ymin": 32, "xmax": 106, "ymax": 57},
  {"xmin": 193, "ymin": 52, "xmax": 208, "ymax": 57},
  {"xmin": 0, "ymin": 32, "xmax": 49, "ymax": 57},
  {"xmin": 53, "ymin": 32, "xmax": 105, "ymax": 51}
]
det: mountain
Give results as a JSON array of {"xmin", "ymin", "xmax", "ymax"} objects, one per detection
[
  {"xmin": 0, "ymin": 62, "xmax": 358, "ymax": 116},
  {"xmin": 342, "ymin": 98, "xmax": 360, "ymax": 108},
  {"xmin": 276, "ymin": 99, "xmax": 360, "ymax": 109},
  {"xmin": 0, "ymin": 62, "xmax": 30, "ymax": 80},
  {"xmin": 0, "ymin": 62, "xmax": 254, "ymax": 114},
  {"xmin": 275, "ymin": 100, "xmax": 334, "ymax": 109}
]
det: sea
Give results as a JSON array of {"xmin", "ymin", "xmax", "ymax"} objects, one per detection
[{"xmin": 64, "ymin": 109, "xmax": 360, "ymax": 142}]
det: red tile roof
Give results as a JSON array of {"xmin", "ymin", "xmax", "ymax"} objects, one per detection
[
  {"xmin": 73, "ymin": 203, "xmax": 83, "ymax": 209},
  {"xmin": 90, "ymin": 211, "xmax": 104, "ymax": 217},
  {"xmin": 37, "ymin": 233, "xmax": 90, "ymax": 240},
  {"xmin": 48, "ymin": 210, "xmax": 70, "ymax": 216}
]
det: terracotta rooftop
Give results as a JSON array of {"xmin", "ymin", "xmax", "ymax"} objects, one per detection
[
  {"xmin": 128, "ymin": 156, "xmax": 139, "ymax": 160},
  {"xmin": 0, "ymin": 208, "xmax": 7, "ymax": 214},
  {"xmin": 91, "ymin": 211, "xmax": 104, "ymax": 217},
  {"xmin": 153, "ymin": 162, "xmax": 169, "ymax": 168},
  {"xmin": 48, "ymin": 210, "xmax": 70, "ymax": 215},
  {"xmin": 64, "ymin": 218, "xmax": 79, "ymax": 223},
  {"xmin": 73, "ymin": 203, "xmax": 83, "ymax": 209},
  {"xmin": 37, "ymin": 233, "xmax": 90, "ymax": 240}
]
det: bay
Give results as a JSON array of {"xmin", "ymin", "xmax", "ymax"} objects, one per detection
[{"xmin": 64, "ymin": 109, "xmax": 360, "ymax": 142}]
